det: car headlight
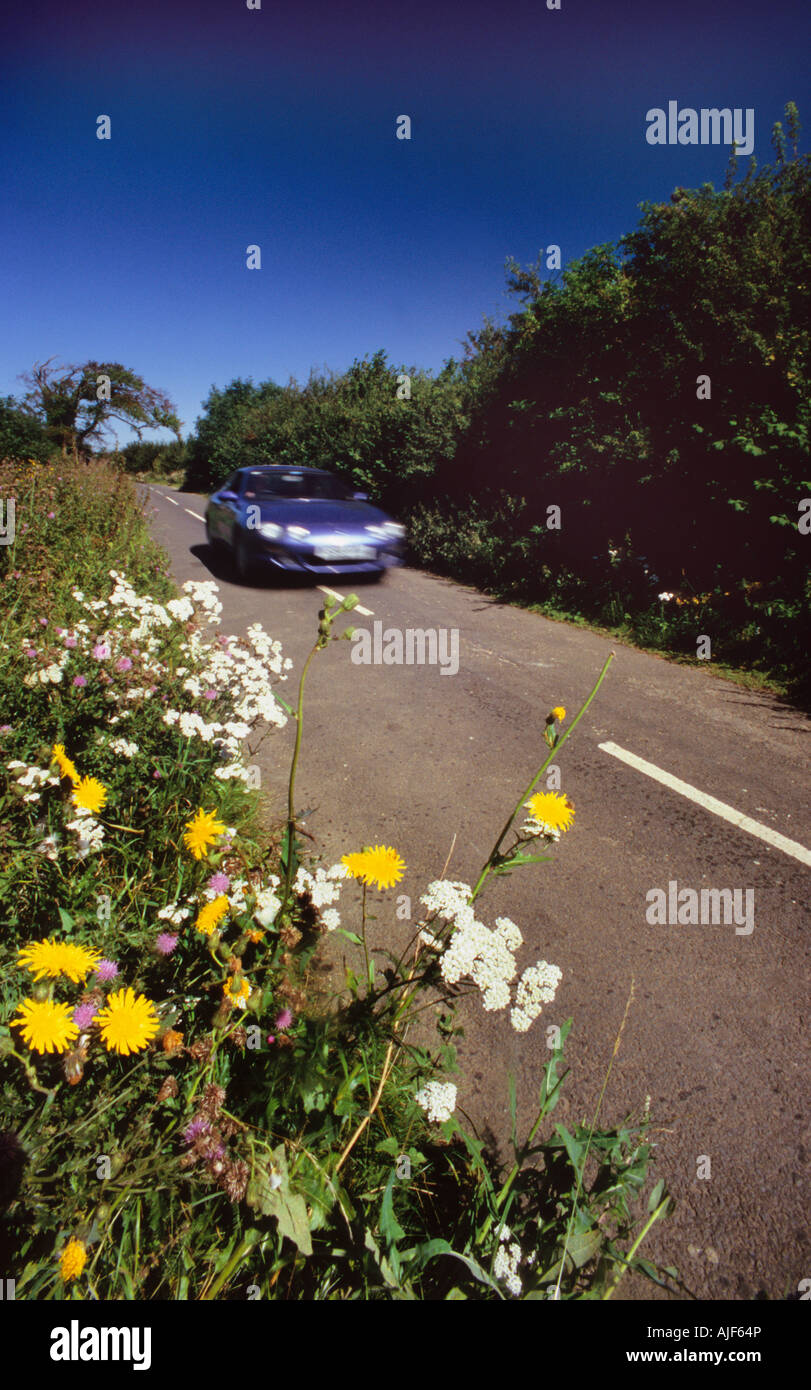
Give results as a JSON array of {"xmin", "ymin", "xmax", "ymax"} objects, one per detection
[
  {"xmin": 382, "ymin": 522, "xmax": 406, "ymax": 538},
  {"xmin": 365, "ymin": 525, "xmax": 388, "ymax": 539},
  {"xmin": 286, "ymin": 525, "xmax": 310, "ymax": 538},
  {"xmin": 258, "ymin": 522, "xmax": 283, "ymax": 540}
]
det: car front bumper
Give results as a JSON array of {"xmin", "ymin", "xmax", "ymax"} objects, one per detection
[{"xmin": 245, "ymin": 534, "xmax": 406, "ymax": 575}]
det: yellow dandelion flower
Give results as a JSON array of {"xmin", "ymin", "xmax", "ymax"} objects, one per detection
[
  {"xmin": 60, "ymin": 1238, "xmax": 87, "ymax": 1282},
  {"xmin": 71, "ymin": 776, "xmax": 107, "ymax": 814},
  {"xmin": 195, "ymin": 894, "xmax": 230, "ymax": 936},
  {"xmin": 52, "ymin": 743, "xmax": 80, "ymax": 785},
  {"xmin": 246, "ymin": 927, "xmax": 265, "ymax": 944},
  {"xmin": 223, "ymin": 977, "xmax": 251, "ymax": 1010},
  {"xmin": 549, "ymin": 706, "xmax": 566, "ymax": 722},
  {"xmin": 340, "ymin": 851, "xmax": 368, "ymax": 880},
  {"xmin": 12, "ymin": 998, "xmax": 79, "ymax": 1054},
  {"xmin": 17, "ymin": 937, "xmax": 102, "ymax": 984},
  {"xmin": 341, "ymin": 845, "xmax": 406, "ymax": 891},
  {"xmin": 183, "ymin": 807, "xmax": 226, "ymax": 859},
  {"xmin": 96, "ymin": 987, "xmax": 159, "ymax": 1055},
  {"xmin": 525, "ymin": 791, "xmax": 575, "ymax": 832}
]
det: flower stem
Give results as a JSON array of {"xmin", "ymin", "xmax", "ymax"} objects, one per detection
[
  {"xmin": 470, "ymin": 652, "xmax": 614, "ymax": 903},
  {"xmin": 280, "ymin": 641, "xmax": 319, "ymax": 918}
]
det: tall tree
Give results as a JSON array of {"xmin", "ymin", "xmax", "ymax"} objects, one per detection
[{"xmin": 19, "ymin": 359, "xmax": 182, "ymax": 458}]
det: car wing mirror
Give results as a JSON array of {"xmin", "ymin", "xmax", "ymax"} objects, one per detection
[
  {"xmin": 220, "ymin": 490, "xmax": 238, "ymax": 501},
  {"xmin": 352, "ymin": 490, "xmax": 368, "ymax": 501}
]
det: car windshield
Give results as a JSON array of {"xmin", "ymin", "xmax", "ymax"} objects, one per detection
[{"xmin": 242, "ymin": 472, "xmax": 354, "ymax": 501}]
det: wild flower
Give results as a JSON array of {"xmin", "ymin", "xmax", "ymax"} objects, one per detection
[
  {"xmin": 524, "ymin": 791, "xmax": 574, "ymax": 833},
  {"xmin": 95, "ymin": 959, "xmax": 119, "ymax": 983},
  {"xmin": 96, "ymin": 987, "xmax": 159, "ymax": 1055},
  {"xmin": 59, "ymin": 1238, "xmax": 87, "ymax": 1282},
  {"xmin": 18, "ymin": 938, "xmax": 102, "ymax": 984},
  {"xmin": 415, "ymin": 1081, "xmax": 457, "ymax": 1123},
  {"xmin": 195, "ymin": 895, "xmax": 229, "ymax": 936},
  {"xmin": 183, "ymin": 807, "xmax": 227, "ymax": 859},
  {"xmin": 340, "ymin": 845, "xmax": 406, "ymax": 891},
  {"xmin": 207, "ymin": 872, "xmax": 231, "ymax": 893},
  {"xmin": 71, "ymin": 776, "xmax": 107, "ymax": 815},
  {"xmin": 510, "ymin": 960, "xmax": 563, "ymax": 1033},
  {"xmin": 72, "ymin": 1002, "xmax": 98, "ymax": 1029},
  {"xmin": 155, "ymin": 932, "xmax": 179, "ymax": 956},
  {"xmin": 12, "ymin": 998, "xmax": 79, "ymax": 1054}
]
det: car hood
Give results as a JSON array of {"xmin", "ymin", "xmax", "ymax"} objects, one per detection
[{"xmin": 250, "ymin": 498, "xmax": 396, "ymax": 531}]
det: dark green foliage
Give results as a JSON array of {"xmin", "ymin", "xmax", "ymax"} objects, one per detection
[{"xmin": 0, "ymin": 396, "xmax": 56, "ymax": 464}]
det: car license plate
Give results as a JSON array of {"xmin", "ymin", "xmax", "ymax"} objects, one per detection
[{"xmin": 314, "ymin": 544, "xmax": 376, "ymax": 561}]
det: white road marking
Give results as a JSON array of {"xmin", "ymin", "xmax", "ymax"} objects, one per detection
[
  {"xmin": 185, "ymin": 508, "xmax": 205, "ymax": 521},
  {"xmin": 160, "ymin": 493, "xmax": 179, "ymax": 506},
  {"xmin": 317, "ymin": 585, "xmax": 373, "ymax": 616},
  {"xmin": 598, "ymin": 740, "xmax": 811, "ymax": 867}
]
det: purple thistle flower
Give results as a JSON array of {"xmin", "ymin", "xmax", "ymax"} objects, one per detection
[
  {"xmin": 204, "ymin": 689, "xmax": 218, "ymax": 700},
  {"xmin": 182, "ymin": 1118, "xmax": 211, "ymax": 1144},
  {"xmin": 73, "ymin": 1003, "xmax": 97, "ymax": 1029},
  {"xmin": 95, "ymin": 959, "xmax": 118, "ymax": 982},
  {"xmin": 47, "ymin": 511, "xmax": 55, "ymax": 519},
  {"xmin": 39, "ymin": 616, "xmax": 48, "ymax": 625},
  {"xmin": 64, "ymin": 635, "xmax": 77, "ymax": 649},
  {"xmin": 25, "ymin": 648, "xmax": 37, "ymax": 658},
  {"xmin": 92, "ymin": 643, "xmax": 110, "ymax": 660},
  {"xmin": 275, "ymin": 1009, "xmax": 293, "ymax": 1031},
  {"xmin": 155, "ymin": 932, "xmax": 178, "ymax": 956},
  {"xmin": 207, "ymin": 872, "xmax": 230, "ymax": 893},
  {"xmin": 72, "ymin": 675, "xmax": 87, "ymax": 688},
  {"xmin": 115, "ymin": 656, "xmax": 132, "ymax": 672}
]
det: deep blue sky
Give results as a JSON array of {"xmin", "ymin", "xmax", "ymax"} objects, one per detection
[{"xmin": 2, "ymin": 0, "xmax": 809, "ymax": 446}]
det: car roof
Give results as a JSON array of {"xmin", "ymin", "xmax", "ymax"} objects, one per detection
[{"xmin": 239, "ymin": 465, "xmax": 330, "ymax": 476}]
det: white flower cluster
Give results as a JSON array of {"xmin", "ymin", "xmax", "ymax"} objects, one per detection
[
  {"xmin": 254, "ymin": 878, "xmax": 283, "ymax": 927},
  {"xmin": 417, "ymin": 880, "xmax": 561, "ymax": 1032},
  {"xmin": 157, "ymin": 902, "xmax": 192, "ymax": 925},
  {"xmin": 6, "ymin": 760, "xmax": 60, "ymax": 803},
  {"xmin": 65, "ymin": 814, "xmax": 105, "ymax": 859},
  {"xmin": 493, "ymin": 1226, "xmax": 523, "ymax": 1297},
  {"xmin": 293, "ymin": 864, "xmax": 346, "ymax": 928},
  {"xmin": 23, "ymin": 660, "xmax": 66, "ymax": 687},
  {"xmin": 510, "ymin": 960, "xmax": 563, "ymax": 1033},
  {"xmin": 414, "ymin": 1080, "xmax": 457, "ymax": 1124},
  {"xmin": 440, "ymin": 919, "xmax": 519, "ymax": 1011},
  {"xmin": 108, "ymin": 738, "xmax": 139, "ymax": 758}
]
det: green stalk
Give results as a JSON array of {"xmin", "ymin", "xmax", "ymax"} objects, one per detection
[
  {"xmin": 470, "ymin": 652, "xmax": 614, "ymax": 903},
  {"xmin": 280, "ymin": 641, "xmax": 319, "ymax": 918},
  {"xmin": 601, "ymin": 1197, "xmax": 670, "ymax": 1300}
]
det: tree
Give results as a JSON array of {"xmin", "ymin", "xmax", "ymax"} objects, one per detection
[{"xmin": 19, "ymin": 359, "xmax": 182, "ymax": 458}]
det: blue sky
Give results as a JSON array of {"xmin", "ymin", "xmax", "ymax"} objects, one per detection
[{"xmin": 2, "ymin": 0, "xmax": 809, "ymax": 446}]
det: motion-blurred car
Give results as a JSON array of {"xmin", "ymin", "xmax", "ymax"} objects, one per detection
[{"xmin": 204, "ymin": 465, "xmax": 406, "ymax": 582}]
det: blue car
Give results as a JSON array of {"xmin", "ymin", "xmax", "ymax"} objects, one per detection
[{"xmin": 204, "ymin": 466, "xmax": 407, "ymax": 583}]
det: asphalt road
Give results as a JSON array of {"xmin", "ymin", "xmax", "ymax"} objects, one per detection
[{"xmin": 140, "ymin": 483, "xmax": 810, "ymax": 1302}]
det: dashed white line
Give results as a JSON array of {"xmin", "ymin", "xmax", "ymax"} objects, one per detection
[
  {"xmin": 184, "ymin": 508, "xmax": 205, "ymax": 521},
  {"xmin": 317, "ymin": 585, "xmax": 373, "ymax": 616},
  {"xmin": 598, "ymin": 740, "xmax": 811, "ymax": 867},
  {"xmin": 164, "ymin": 495, "xmax": 179, "ymax": 506}
]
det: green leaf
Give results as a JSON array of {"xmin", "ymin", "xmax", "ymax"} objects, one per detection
[
  {"xmin": 379, "ymin": 1170, "xmax": 405, "ymax": 1246},
  {"xmin": 567, "ymin": 1227, "xmax": 603, "ymax": 1268},
  {"xmin": 555, "ymin": 1123, "xmax": 584, "ymax": 1170},
  {"xmin": 58, "ymin": 907, "xmax": 74, "ymax": 932},
  {"xmin": 245, "ymin": 1145, "xmax": 313, "ymax": 1256},
  {"xmin": 648, "ymin": 1178, "xmax": 665, "ymax": 1213}
]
